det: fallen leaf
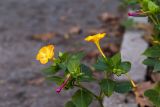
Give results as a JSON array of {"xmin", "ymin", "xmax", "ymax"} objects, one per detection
[
  {"xmin": 135, "ymin": 23, "xmax": 153, "ymax": 33},
  {"xmin": 98, "ymin": 12, "xmax": 118, "ymax": 23},
  {"xmin": 151, "ymin": 73, "xmax": 160, "ymax": 82},
  {"xmin": 68, "ymin": 26, "xmax": 82, "ymax": 35},
  {"xmin": 108, "ymin": 43, "xmax": 119, "ymax": 53},
  {"xmin": 135, "ymin": 82, "xmax": 155, "ymax": 107},
  {"xmin": 143, "ymin": 34, "xmax": 152, "ymax": 44},
  {"xmin": 64, "ymin": 34, "xmax": 70, "ymax": 39},
  {"xmin": 59, "ymin": 16, "xmax": 68, "ymax": 22},
  {"xmin": 106, "ymin": 24, "xmax": 124, "ymax": 38},
  {"xmin": 136, "ymin": 23, "xmax": 153, "ymax": 44},
  {"xmin": 28, "ymin": 77, "xmax": 45, "ymax": 86},
  {"xmin": 31, "ymin": 32, "xmax": 59, "ymax": 41}
]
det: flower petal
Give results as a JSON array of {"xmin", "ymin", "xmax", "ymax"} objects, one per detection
[
  {"xmin": 39, "ymin": 58, "xmax": 48, "ymax": 64},
  {"xmin": 36, "ymin": 44, "xmax": 55, "ymax": 64},
  {"xmin": 84, "ymin": 33, "xmax": 106, "ymax": 43}
]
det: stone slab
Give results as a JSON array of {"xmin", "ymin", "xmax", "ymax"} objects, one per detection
[
  {"xmin": 115, "ymin": 31, "xmax": 148, "ymax": 82},
  {"xmin": 103, "ymin": 93, "xmax": 137, "ymax": 107}
]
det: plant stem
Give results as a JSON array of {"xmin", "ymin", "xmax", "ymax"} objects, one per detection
[
  {"xmin": 95, "ymin": 41, "xmax": 109, "ymax": 79},
  {"xmin": 74, "ymin": 84, "xmax": 98, "ymax": 99},
  {"xmin": 155, "ymin": 15, "xmax": 160, "ymax": 25},
  {"xmin": 149, "ymin": 15, "xmax": 158, "ymax": 25},
  {"xmin": 75, "ymin": 84, "xmax": 104, "ymax": 107},
  {"xmin": 95, "ymin": 42, "xmax": 107, "ymax": 60},
  {"xmin": 125, "ymin": 73, "xmax": 136, "ymax": 88},
  {"xmin": 99, "ymin": 89, "xmax": 104, "ymax": 107},
  {"xmin": 125, "ymin": 73, "xmax": 139, "ymax": 104},
  {"xmin": 98, "ymin": 98, "xmax": 104, "ymax": 107}
]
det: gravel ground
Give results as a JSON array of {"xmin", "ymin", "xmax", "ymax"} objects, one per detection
[{"xmin": 0, "ymin": 0, "xmax": 129, "ymax": 107}]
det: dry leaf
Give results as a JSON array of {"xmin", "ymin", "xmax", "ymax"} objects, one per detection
[
  {"xmin": 135, "ymin": 82, "xmax": 155, "ymax": 107},
  {"xmin": 31, "ymin": 32, "xmax": 58, "ymax": 41},
  {"xmin": 108, "ymin": 43, "xmax": 119, "ymax": 53},
  {"xmin": 136, "ymin": 23, "xmax": 153, "ymax": 44},
  {"xmin": 98, "ymin": 12, "xmax": 118, "ymax": 23},
  {"xmin": 135, "ymin": 23, "xmax": 153, "ymax": 33},
  {"xmin": 28, "ymin": 77, "xmax": 45, "ymax": 86},
  {"xmin": 143, "ymin": 34, "xmax": 152, "ymax": 44},
  {"xmin": 68, "ymin": 26, "xmax": 82, "ymax": 35},
  {"xmin": 64, "ymin": 34, "xmax": 70, "ymax": 39},
  {"xmin": 151, "ymin": 73, "xmax": 160, "ymax": 82},
  {"xmin": 59, "ymin": 16, "xmax": 68, "ymax": 22}
]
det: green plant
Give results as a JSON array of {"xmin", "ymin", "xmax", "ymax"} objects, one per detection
[
  {"xmin": 144, "ymin": 83, "xmax": 160, "ymax": 107},
  {"xmin": 36, "ymin": 34, "xmax": 135, "ymax": 107},
  {"xmin": 128, "ymin": 0, "xmax": 160, "ymax": 106},
  {"xmin": 36, "ymin": 0, "xmax": 160, "ymax": 106}
]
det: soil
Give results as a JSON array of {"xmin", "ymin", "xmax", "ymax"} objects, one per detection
[{"xmin": 0, "ymin": 0, "xmax": 125, "ymax": 107}]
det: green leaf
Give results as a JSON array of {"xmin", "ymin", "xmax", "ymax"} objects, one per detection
[
  {"xmin": 128, "ymin": 1, "xmax": 138, "ymax": 5},
  {"xmin": 59, "ymin": 63, "xmax": 67, "ymax": 71},
  {"xmin": 111, "ymin": 53, "xmax": 121, "ymax": 66},
  {"xmin": 141, "ymin": 0, "xmax": 147, "ymax": 10},
  {"xmin": 113, "ymin": 61, "xmax": 131, "ymax": 76},
  {"xmin": 143, "ymin": 45, "xmax": 160, "ymax": 58},
  {"xmin": 145, "ymin": 89, "xmax": 158, "ymax": 98},
  {"xmin": 79, "ymin": 64, "xmax": 94, "ymax": 82},
  {"xmin": 155, "ymin": 24, "xmax": 160, "ymax": 31},
  {"xmin": 58, "ymin": 52, "xmax": 85, "ymax": 72},
  {"xmin": 94, "ymin": 57, "xmax": 110, "ymax": 71},
  {"xmin": 58, "ymin": 53, "xmax": 71, "ymax": 71},
  {"xmin": 73, "ymin": 52, "xmax": 85, "ymax": 60},
  {"xmin": 46, "ymin": 76, "xmax": 64, "ymax": 85},
  {"xmin": 143, "ymin": 58, "xmax": 159, "ymax": 67},
  {"xmin": 115, "ymin": 81, "xmax": 132, "ymax": 93},
  {"xmin": 148, "ymin": 1, "xmax": 160, "ymax": 13},
  {"xmin": 72, "ymin": 89, "xmax": 93, "ymax": 107},
  {"xmin": 110, "ymin": 53, "xmax": 131, "ymax": 76},
  {"xmin": 154, "ymin": 61, "xmax": 160, "ymax": 72},
  {"xmin": 59, "ymin": 52, "xmax": 70, "ymax": 61},
  {"xmin": 154, "ymin": 83, "xmax": 160, "ymax": 93},
  {"xmin": 120, "ymin": 61, "xmax": 131, "ymax": 72},
  {"xmin": 144, "ymin": 89, "xmax": 160, "ymax": 107},
  {"xmin": 67, "ymin": 59, "xmax": 80, "ymax": 72},
  {"xmin": 67, "ymin": 57, "xmax": 81, "ymax": 77},
  {"xmin": 42, "ymin": 65, "xmax": 59, "ymax": 75},
  {"xmin": 100, "ymin": 79, "xmax": 116, "ymax": 97},
  {"xmin": 65, "ymin": 101, "xmax": 76, "ymax": 107}
]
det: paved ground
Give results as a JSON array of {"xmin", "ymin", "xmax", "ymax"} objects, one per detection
[{"xmin": 0, "ymin": 0, "xmax": 136, "ymax": 107}]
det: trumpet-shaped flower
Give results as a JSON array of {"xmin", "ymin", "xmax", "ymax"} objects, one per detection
[
  {"xmin": 85, "ymin": 33, "xmax": 107, "ymax": 58},
  {"xmin": 56, "ymin": 74, "xmax": 71, "ymax": 93},
  {"xmin": 128, "ymin": 10, "xmax": 148, "ymax": 17},
  {"xmin": 36, "ymin": 45, "xmax": 54, "ymax": 64},
  {"xmin": 85, "ymin": 33, "xmax": 106, "ymax": 43}
]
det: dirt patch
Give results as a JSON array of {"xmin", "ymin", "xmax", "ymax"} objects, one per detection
[{"xmin": 0, "ymin": 0, "xmax": 125, "ymax": 107}]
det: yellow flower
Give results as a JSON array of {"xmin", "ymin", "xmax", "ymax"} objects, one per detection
[
  {"xmin": 85, "ymin": 33, "xmax": 107, "ymax": 58},
  {"xmin": 85, "ymin": 33, "xmax": 106, "ymax": 43},
  {"xmin": 36, "ymin": 45, "xmax": 55, "ymax": 64}
]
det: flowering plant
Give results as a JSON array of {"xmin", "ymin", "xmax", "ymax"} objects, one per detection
[
  {"xmin": 36, "ymin": 33, "xmax": 136, "ymax": 107},
  {"xmin": 127, "ymin": 0, "xmax": 160, "ymax": 106}
]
